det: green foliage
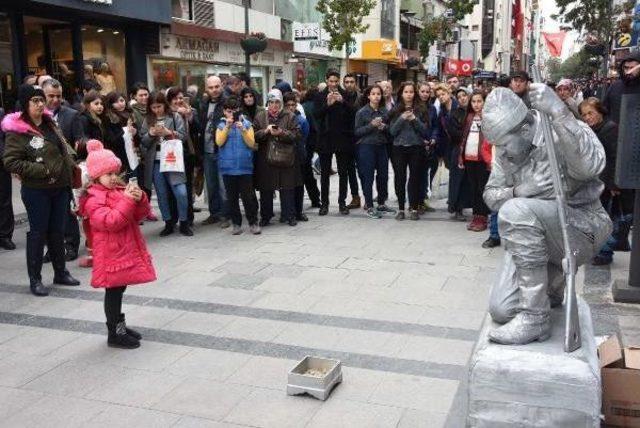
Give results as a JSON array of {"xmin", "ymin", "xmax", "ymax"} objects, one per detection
[
  {"xmin": 553, "ymin": 0, "xmax": 634, "ymax": 42},
  {"xmin": 548, "ymin": 49, "xmax": 600, "ymax": 81},
  {"xmin": 315, "ymin": 0, "xmax": 376, "ymax": 57},
  {"xmin": 417, "ymin": 0, "xmax": 477, "ymax": 61},
  {"xmin": 418, "ymin": 17, "xmax": 449, "ymax": 61}
]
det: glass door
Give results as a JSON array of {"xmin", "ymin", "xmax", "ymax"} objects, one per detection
[{"xmin": 0, "ymin": 13, "xmax": 15, "ymax": 112}]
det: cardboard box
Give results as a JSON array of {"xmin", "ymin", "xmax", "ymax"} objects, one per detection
[{"xmin": 600, "ymin": 335, "xmax": 640, "ymax": 427}]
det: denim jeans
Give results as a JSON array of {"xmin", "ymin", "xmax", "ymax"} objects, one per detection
[
  {"xmin": 356, "ymin": 144, "xmax": 389, "ymax": 208},
  {"xmin": 489, "ymin": 212, "xmax": 499, "ymax": 240},
  {"xmin": 203, "ymin": 152, "xmax": 226, "ymax": 217},
  {"xmin": 20, "ymin": 187, "xmax": 69, "ymax": 234},
  {"xmin": 153, "ymin": 161, "xmax": 188, "ymax": 222},
  {"xmin": 597, "ymin": 213, "xmax": 633, "ymax": 260}
]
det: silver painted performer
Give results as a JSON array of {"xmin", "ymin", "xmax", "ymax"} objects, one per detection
[{"xmin": 482, "ymin": 85, "xmax": 612, "ymax": 345}]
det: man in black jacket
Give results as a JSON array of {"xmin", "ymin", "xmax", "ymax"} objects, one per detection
[
  {"xmin": 342, "ymin": 73, "xmax": 362, "ymax": 209},
  {"xmin": 600, "ymin": 51, "xmax": 640, "ymax": 255},
  {"xmin": 43, "ymin": 78, "xmax": 84, "ymax": 261},
  {"xmin": 603, "ymin": 50, "xmax": 640, "ymax": 123},
  {"xmin": 198, "ymin": 75, "xmax": 229, "ymax": 227},
  {"xmin": 314, "ymin": 69, "xmax": 359, "ymax": 215},
  {"xmin": 0, "ymin": 108, "xmax": 15, "ymax": 250}
]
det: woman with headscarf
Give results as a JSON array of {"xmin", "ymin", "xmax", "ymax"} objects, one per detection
[
  {"xmin": 240, "ymin": 87, "xmax": 265, "ymax": 123},
  {"xmin": 253, "ymin": 89, "xmax": 302, "ymax": 226}
]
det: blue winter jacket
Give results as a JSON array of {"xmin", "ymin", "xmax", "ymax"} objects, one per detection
[{"xmin": 217, "ymin": 117, "xmax": 254, "ymax": 176}]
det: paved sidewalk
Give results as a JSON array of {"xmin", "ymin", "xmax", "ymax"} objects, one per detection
[{"xmin": 2, "ymin": 171, "xmax": 635, "ymax": 427}]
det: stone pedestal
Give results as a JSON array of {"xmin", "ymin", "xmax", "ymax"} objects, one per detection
[{"xmin": 466, "ymin": 298, "xmax": 600, "ymax": 428}]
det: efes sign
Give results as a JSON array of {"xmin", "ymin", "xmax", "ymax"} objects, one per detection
[{"xmin": 292, "ymin": 22, "xmax": 342, "ymax": 57}]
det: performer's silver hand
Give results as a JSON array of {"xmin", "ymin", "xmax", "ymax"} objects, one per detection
[
  {"xmin": 513, "ymin": 181, "xmax": 539, "ymax": 198},
  {"xmin": 529, "ymin": 83, "xmax": 566, "ymax": 119}
]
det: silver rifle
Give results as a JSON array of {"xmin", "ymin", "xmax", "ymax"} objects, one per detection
[{"xmin": 530, "ymin": 66, "xmax": 581, "ymax": 352}]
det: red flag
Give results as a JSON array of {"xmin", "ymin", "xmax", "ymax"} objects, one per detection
[
  {"xmin": 445, "ymin": 59, "xmax": 472, "ymax": 76},
  {"xmin": 445, "ymin": 59, "xmax": 460, "ymax": 75},
  {"xmin": 542, "ymin": 32, "xmax": 566, "ymax": 57},
  {"xmin": 459, "ymin": 59, "xmax": 473, "ymax": 76}
]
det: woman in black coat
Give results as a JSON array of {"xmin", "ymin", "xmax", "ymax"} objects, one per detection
[
  {"xmin": 435, "ymin": 83, "xmax": 470, "ymax": 221},
  {"xmin": 579, "ymin": 97, "xmax": 634, "ymax": 265},
  {"xmin": 254, "ymin": 89, "xmax": 302, "ymax": 226},
  {"xmin": 77, "ymin": 90, "xmax": 105, "ymax": 161},
  {"xmin": 103, "ymin": 91, "xmax": 136, "ymax": 179}
]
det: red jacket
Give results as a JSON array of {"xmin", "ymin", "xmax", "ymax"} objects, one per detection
[
  {"xmin": 458, "ymin": 112, "xmax": 492, "ymax": 169},
  {"xmin": 79, "ymin": 184, "xmax": 156, "ymax": 288}
]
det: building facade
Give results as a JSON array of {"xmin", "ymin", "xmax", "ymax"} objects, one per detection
[
  {"xmin": 149, "ymin": 0, "xmax": 292, "ymax": 98},
  {"xmin": 0, "ymin": 0, "xmax": 171, "ymax": 111}
]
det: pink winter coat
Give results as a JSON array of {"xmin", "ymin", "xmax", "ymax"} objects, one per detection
[{"xmin": 79, "ymin": 184, "xmax": 156, "ymax": 288}]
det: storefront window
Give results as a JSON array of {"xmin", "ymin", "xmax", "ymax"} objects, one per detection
[
  {"xmin": 82, "ymin": 25, "xmax": 126, "ymax": 94},
  {"xmin": 275, "ymin": 0, "xmax": 322, "ymax": 23},
  {"xmin": 151, "ymin": 58, "xmax": 266, "ymax": 100},
  {"xmin": 0, "ymin": 13, "xmax": 15, "ymax": 111}
]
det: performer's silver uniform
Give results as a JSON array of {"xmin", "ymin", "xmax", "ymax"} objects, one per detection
[{"xmin": 483, "ymin": 102, "xmax": 611, "ymax": 344}]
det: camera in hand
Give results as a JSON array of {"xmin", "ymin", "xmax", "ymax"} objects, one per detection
[
  {"xmin": 271, "ymin": 125, "xmax": 279, "ymax": 130},
  {"xmin": 233, "ymin": 111, "xmax": 241, "ymax": 122}
]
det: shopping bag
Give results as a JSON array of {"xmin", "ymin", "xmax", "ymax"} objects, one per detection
[
  {"xmin": 123, "ymin": 127, "xmax": 139, "ymax": 171},
  {"xmin": 430, "ymin": 162, "xmax": 449, "ymax": 200},
  {"xmin": 159, "ymin": 139, "xmax": 185, "ymax": 173}
]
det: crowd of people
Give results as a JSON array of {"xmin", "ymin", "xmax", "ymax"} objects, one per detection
[{"xmin": 0, "ymin": 51, "xmax": 637, "ymax": 347}]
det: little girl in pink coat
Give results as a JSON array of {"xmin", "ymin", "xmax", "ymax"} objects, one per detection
[{"xmin": 79, "ymin": 140, "xmax": 156, "ymax": 349}]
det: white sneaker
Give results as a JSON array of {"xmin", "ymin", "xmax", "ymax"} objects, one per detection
[
  {"xmin": 249, "ymin": 224, "xmax": 262, "ymax": 235},
  {"xmin": 231, "ymin": 225, "xmax": 243, "ymax": 235}
]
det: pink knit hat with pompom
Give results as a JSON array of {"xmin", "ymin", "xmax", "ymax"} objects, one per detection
[{"xmin": 85, "ymin": 139, "xmax": 122, "ymax": 179}]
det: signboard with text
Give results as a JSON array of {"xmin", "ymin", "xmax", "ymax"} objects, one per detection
[
  {"xmin": 161, "ymin": 33, "xmax": 284, "ymax": 67},
  {"xmin": 291, "ymin": 22, "xmax": 344, "ymax": 58}
]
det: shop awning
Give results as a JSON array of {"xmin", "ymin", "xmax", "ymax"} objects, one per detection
[{"xmin": 360, "ymin": 39, "xmax": 400, "ymax": 63}]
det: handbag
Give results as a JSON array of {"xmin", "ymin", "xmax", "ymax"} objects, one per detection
[
  {"xmin": 50, "ymin": 122, "xmax": 83, "ymax": 189},
  {"xmin": 266, "ymin": 139, "xmax": 295, "ymax": 168}
]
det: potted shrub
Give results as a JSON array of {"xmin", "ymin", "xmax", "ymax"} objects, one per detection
[{"xmin": 241, "ymin": 32, "xmax": 268, "ymax": 55}]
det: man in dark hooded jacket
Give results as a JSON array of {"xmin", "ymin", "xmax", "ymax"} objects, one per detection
[
  {"xmin": 603, "ymin": 50, "xmax": 640, "ymax": 123},
  {"xmin": 600, "ymin": 50, "xmax": 639, "ymax": 255}
]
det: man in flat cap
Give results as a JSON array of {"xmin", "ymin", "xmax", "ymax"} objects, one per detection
[{"xmin": 482, "ymin": 85, "xmax": 611, "ymax": 345}]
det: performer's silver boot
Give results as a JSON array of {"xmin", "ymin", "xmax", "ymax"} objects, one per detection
[{"xmin": 489, "ymin": 267, "xmax": 551, "ymax": 345}]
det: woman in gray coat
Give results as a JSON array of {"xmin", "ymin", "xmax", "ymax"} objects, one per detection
[{"xmin": 140, "ymin": 91, "xmax": 192, "ymax": 237}]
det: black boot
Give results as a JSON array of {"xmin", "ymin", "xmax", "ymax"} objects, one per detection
[
  {"xmin": 107, "ymin": 321, "xmax": 140, "ymax": 349},
  {"xmin": 119, "ymin": 313, "xmax": 142, "ymax": 340},
  {"xmin": 49, "ymin": 233, "xmax": 80, "ymax": 286},
  {"xmin": 179, "ymin": 221, "xmax": 193, "ymax": 236},
  {"xmin": 159, "ymin": 221, "xmax": 175, "ymax": 237},
  {"xmin": 613, "ymin": 219, "xmax": 632, "ymax": 252},
  {"xmin": 26, "ymin": 231, "xmax": 48, "ymax": 296}
]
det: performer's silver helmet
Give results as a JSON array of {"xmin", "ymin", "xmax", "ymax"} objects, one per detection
[{"xmin": 483, "ymin": 88, "xmax": 529, "ymax": 145}]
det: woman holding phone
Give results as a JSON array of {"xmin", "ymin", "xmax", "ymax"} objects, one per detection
[
  {"xmin": 253, "ymin": 89, "xmax": 302, "ymax": 226},
  {"xmin": 167, "ymin": 86, "xmax": 198, "ymax": 226},
  {"xmin": 388, "ymin": 82, "xmax": 431, "ymax": 221},
  {"xmin": 140, "ymin": 91, "xmax": 192, "ymax": 237}
]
